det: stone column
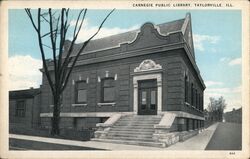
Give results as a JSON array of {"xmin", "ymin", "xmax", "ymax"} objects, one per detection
[{"xmin": 133, "ymin": 81, "xmax": 138, "ymax": 114}]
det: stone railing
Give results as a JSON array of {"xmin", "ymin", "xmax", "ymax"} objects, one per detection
[
  {"xmin": 94, "ymin": 113, "xmax": 122, "ymax": 139},
  {"xmin": 153, "ymin": 112, "xmax": 179, "ymax": 147}
]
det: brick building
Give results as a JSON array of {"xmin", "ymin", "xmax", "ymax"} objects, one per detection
[
  {"xmin": 10, "ymin": 13, "xmax": 205, "ymax": 147},
  {"xmin": 9, "ymin": 88, "xmax": 41, "ymax": 129},
  {"xmin": 224, "ymin": 108, "xmax": 242, "ymax": 123}
]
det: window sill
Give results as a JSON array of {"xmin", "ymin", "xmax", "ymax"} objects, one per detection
[
  {"xmin": 185, "ymin": 102, "xmax": 190, "ymax": 106},
  {"xmin": 72, "ymin": 103, "xmax": 87, "ymax": 107},
  {"xmin": 97, "ymin": 102, "xmax": 116, "ymax": 107},
  {"xmin": 49, "ymin": 105, "xmax": 63, "ymax": 108}
]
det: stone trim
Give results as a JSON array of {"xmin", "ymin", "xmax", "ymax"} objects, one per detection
[
  {"xmin": 40, "ymin": 112, "xmax": 134, "ymax": 118},
  {"xmin": 132, "ymin": 72, "xmax": 162, "ymax": 114},
  {"xmin": 181, "ymin": 13, "xmax": 190, "ymax": 34},
  {"xmin": 71, "ymin": 103, "xmax": 87, "ymax": 107},
  {"xmin": 49, "ymin": 104, "xmax": 63, "ymax": 108},
  {"xmin": 168, "ymin": 111, "xmax": 204, "ymax": 120},
  {"xmin": 154, "ymin": 112, "xmax": 176, "ymax": 129},
  {"xmin": 97, "ymin": 102, "xmax": 116, "ymax": 107},
  {"xmin": 96, "ymin": 114, "xmax": 121, "ymax": 128},
  {"xmin": 59, "ymin": 42, "xmax": 185, "ymax": 69}
]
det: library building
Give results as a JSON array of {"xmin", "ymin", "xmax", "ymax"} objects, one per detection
[{"xmin": 10, "ymin": 13, "xmax": 205, "ymax": 147}]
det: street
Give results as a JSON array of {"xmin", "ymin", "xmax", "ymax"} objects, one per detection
[{"xmin": 205, "ymin": 122, "xmax": 242, "ymax": 150}]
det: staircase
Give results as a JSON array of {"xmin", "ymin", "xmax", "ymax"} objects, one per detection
[{"xmin": 93, "ymin": 115, "xmax": 166, "ymax": 147}]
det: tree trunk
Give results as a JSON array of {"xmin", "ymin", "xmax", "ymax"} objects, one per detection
[{"xmin": 51, "ymin": 94, "xmax": 61, "ymax": 136}]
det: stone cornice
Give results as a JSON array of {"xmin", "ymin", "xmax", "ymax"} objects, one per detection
[{"xmin": 46, "ymin": 42, "xmax": 186, "ymax": 71}]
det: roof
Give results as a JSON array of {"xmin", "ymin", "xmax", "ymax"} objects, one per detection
[
  {"xmin": 64, "ymin": 18, "xmax": 185, "ymax": 56},
  {"xmin": 9, "ymin": 88, "xmax": 41, "ymax": 99},
  {"xmin": 224, "ymin": 107, "xmax": 242, "ymax": 114}
]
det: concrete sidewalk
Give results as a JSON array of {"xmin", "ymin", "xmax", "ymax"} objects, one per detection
[
  {"xmin": 9, "ymin": 123, "xmax": 218, "ymax": 150},
  {"xmin": 166, "ymin": 123, "xmax": 219, "ymax": 150},
  {"xmin": 9, "ymin": 134, "xmax": 160, "ymax": 150}
]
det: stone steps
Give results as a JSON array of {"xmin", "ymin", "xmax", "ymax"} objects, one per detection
[
  {"xmin": 107, "ymin": 132, "xmax": 154, "ymax": 138},
  {"xmin": 111, "ymin": 125, "xmax": 155, "ymax": 129},
  {"xmin": 109, "ymin": 128, "xmax": 155, "ymax": 133},
  {"xmin": 118, "ymin": 120, "xmax": 160, "ymax": 123},
  {"xmin": 105, "ymin": 135, "xmax": 155, "ymax": 142},
  {"xmin": 121, "ymin": 117, "xmax": 161, "ymax": 120},
  {"xmin": 94, "ymin": 115, "xmax": 165, "ymax": 147},
  {"xmin": 108, "ymin": 130, "xmax": 154, "ymax": 135},
  {"xmin": 113, "ymin": 123, "xmax": 156, "ymax": 127},
  {"xmin": 92, "ymin": 138, "xmax": 165, "ymax": 148}
]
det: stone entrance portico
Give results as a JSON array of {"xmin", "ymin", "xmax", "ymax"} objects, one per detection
[{"xmin": 132, "ymin": 59, "xmax": 163, "ymax": 115}]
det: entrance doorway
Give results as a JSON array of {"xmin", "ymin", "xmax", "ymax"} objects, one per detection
[{"xmin": 138, "ymin": 79, "xmax": 157, "ymax": 115}]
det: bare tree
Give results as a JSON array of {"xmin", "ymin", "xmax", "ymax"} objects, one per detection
[
  {"xmin": 207, "ymin": 96, "xmax": 226, "ymax": 122},
  {"xmin": 25, "ymin": 8, "xmax": 114, "ymax": 135}
]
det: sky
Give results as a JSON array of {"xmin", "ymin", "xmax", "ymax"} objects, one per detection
[{"xmin": 8, "ymin": 9, "xmax": 242, "ymax": 112}]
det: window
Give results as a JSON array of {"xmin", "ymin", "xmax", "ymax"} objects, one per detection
[
  {"xmin": 201, "ymin": 94, "xmax": 204, "ymax": 111},
  {"xmin": 191, "ymin": 83, "xmax": 194, "ymax": 106},
  {"xmin": 75, "ymin": 81, "xmax": 87, "ymax": 103},
  {"xmin": 141, "ymin": 91, "xmax": 147, "ymax": 109},
  {"xmin": 101, "ymin": 78, "xmax": 115, "ymax": 102},
  {"xmin": 197, "ymin": 93, "xmax": 200, "ymax": 110},
  {"xmin": 185, "ymin": 75, "xmax": 188, "ymax": 103},
  {"xmin": 15, "ymin": 101, "xmax": 25, "ymax": 117},
  {"xmin": 195, "ymin": 89, "xmax": 198, "ymax": 108}
]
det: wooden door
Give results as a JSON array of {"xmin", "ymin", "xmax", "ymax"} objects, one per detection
[{"xmin": 138, "ymin": 80, "xmax": 157, "ymax": 115}]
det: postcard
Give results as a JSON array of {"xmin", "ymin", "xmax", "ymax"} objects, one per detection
[{"xmin": 0, "ymin": 0, "xmax": 249, "ymax": 159}]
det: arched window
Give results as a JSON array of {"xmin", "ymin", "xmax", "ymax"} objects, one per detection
[{"xmin": 101, "ymin": 77, "xmax": 115, "ymax": 102}]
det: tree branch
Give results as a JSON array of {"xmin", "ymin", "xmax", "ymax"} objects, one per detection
[
  {"xmin": 57, "ymin": 8, "xmax": 69, "ymax": 75},
  {"xmin": 41, "ymin": 13, "xmax": 50, "ymax": 24},
  {"xmin": 60, "ymin": 9, "xmax": 115, "ymax": 93},
  {"xmin": 25, "ymin": 9, "xmax": 38, "ymax": 32},
  {"xmin": 42, "ymin": 43, "xmax": 53, "ymax": 50},
  {"xmin": 58, "ymin": 9, "xmax": 86, "ymax": 89},
  {"xmin": 36, "ymin": 8, "xmax": 55, "ymax": 95},
  {"xmin": 49, "ymin": 9, "xmax": 58, "ymax": 92}
]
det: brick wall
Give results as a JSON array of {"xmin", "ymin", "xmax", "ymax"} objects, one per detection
[{"xmin": 9, "ymin": 94, "xmax": 41, "ymax": 128}]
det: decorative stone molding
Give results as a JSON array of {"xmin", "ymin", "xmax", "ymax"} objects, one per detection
[
  {"xmin": 105, "ymin": 71, "xmax": 109, "ymax": 77},
  {"xmin": 72, "ymin": 76, "xmax": 89, "ymax": 85},
  {"xmin": 134, "ymin": 59, "xmax": 162, "ymax": 72}
]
